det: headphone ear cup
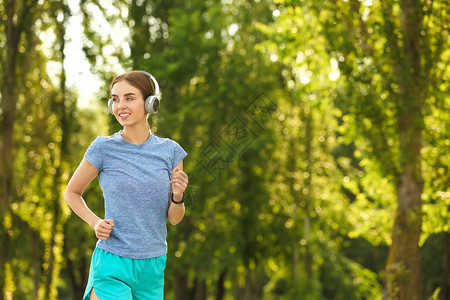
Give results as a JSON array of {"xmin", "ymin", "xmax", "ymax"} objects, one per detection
[
  {"xmin": 145, "ymin": 96, "xmax": 160, "ymax": 114},
  {"xmin": 152, "ymin": 97, "xmax": 160, "ymax": 113},
  {"xmin": 108, "ymin": 98, "xmax": 114, "ymax": 115}
]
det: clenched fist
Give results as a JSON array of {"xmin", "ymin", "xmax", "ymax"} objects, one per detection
[
  {"xmin": 170, "ymin": 168, "xmax": 189, "ymax": 200},
  {"xmin": 94, "ymin": 219, "xmax": 114, "ymax": 240}
]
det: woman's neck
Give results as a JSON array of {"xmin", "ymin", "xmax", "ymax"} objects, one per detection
[{"xmin": 121, "ymin": 123, "xmax": 150, "ymax": 145}]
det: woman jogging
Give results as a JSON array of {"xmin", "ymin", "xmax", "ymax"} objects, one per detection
[{"xmin": 64, "ymin": 70, "xmax": 188, "ymax": 300}]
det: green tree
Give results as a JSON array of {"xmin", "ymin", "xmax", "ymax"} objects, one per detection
[
  {"xmin": 304, "ymin": 0, "xmax": 448, "ymax": 298},
  {"xmin": 0, "ymin": 1, "xmax": 39, "ymax": 297},
  {"xmin": 11, "ymin": 0, "xmax": 444, "ymax": 299},
  {"xmin": 257, "ymin": 0, "xmax": 449, "ymax": 299},
  {"xmin": 0, "ymin": 0, "xmax": 83, "ymax": 298},
  {"xmin": 256, "ymin": 3, "xmax": 388, "ymax": 298}
]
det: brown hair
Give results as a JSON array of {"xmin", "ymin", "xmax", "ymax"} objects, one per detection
[{"xmin": 110, "ymin": 71, "xmax": 155, "ymax": 99}]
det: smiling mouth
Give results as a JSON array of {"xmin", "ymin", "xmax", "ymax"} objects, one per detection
[{"xmin": 119, "ymin": 113, "xmax": 131, "ymax": 117}]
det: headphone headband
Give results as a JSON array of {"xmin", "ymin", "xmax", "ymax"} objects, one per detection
[{"xmin": 136, "ymin": 70, "xmax": 160, "ymax": 98}]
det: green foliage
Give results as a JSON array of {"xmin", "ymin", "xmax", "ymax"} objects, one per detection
[{"xmin": 0, "ymin": 0, "xmax": 448, "ymax": 299}]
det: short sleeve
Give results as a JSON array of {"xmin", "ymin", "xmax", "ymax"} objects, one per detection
[
  {"xmin": 84, "ymin": 137, "xmax": 104, "ymax": 171},
  {"xmin": 171, "ymin": 140, "xmax": 187, "ymax": 170}
]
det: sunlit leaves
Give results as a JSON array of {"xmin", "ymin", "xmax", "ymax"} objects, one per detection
[{"xmin": 2, "ymin": 0, "xmax": 448, "ymax": 298}]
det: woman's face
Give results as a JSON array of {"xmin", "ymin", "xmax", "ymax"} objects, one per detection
[{"xmin": 110, "ymin": 80, "xmax": 147, "ymax": 128}]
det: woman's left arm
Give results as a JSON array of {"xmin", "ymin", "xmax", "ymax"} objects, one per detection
[{"xmin": 168, "ymin": 160, "xmax": 189, "ymax": 225}]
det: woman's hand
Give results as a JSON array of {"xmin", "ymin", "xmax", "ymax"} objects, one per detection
[
  {"xmin": 168, "ymin": 165, "xmax": 188, "ymax": 225},
  {"xmin": 94, "ymin": 219, "xmax": 114, "ymax": 240},
  {"xmin": 170, "ymin": 168, "xmax": 189, "ymax": 200}
]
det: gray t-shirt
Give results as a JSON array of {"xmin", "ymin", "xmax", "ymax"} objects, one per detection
[{"xmin": 84, "ymin": 131, "xmax": 187, "ymax": 259}]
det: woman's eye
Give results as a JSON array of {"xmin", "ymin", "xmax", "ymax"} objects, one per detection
[
  {"xmin": 126, "ymin": 97, "xmax": 134, "ymax": 101},
  {"xmin": 112, "ymin": 98, "xmax": 118, "ymax": 102}
]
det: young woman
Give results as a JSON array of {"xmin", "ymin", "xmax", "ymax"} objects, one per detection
[{"xmin": 64, "ymin": 70, "xmax": 188, "ymax": 300}]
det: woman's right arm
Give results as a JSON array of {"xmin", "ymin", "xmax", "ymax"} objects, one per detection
[{"xmin": 64, "ymin": 158, "xmax": 114, "ymax": 240}]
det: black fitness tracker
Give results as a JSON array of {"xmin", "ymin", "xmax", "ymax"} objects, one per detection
[{"xmin": 171, "ymin": 192, "xmax": 185, "ymax": 204}]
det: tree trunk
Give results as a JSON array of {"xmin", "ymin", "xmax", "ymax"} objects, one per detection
[
  {"xmin": 239, "ymin": 152, "xmax": 260, "ymax": 300},
  {"xmin": 31, "ymin": 230, "xmax": 41, "ymax": 299},
  {"xmin": 43, "ymin": 8, "xmax": 69, "ymax": 299},
  {"xmin": 303, "ymin": 106, "xmax": 313, "ymax": 288},
  {"xmin": 384, "ymin": 1, "xmax": 424, "ymax": 299},
  {"xmin": 173, "ymin": 271, "xmax": 190, "ymax": 300},
  {"xmin": 289, "ymin": 108, "xmax": 300, "ymax": 289},
  {"xmin": 193, "ymin": 278, "xmax": 207, "ymax": 300},
  {"xmin": 244, "ymin": 270, "xmax": 258, "ymax": 300},
  {"xmin": 385, "ymin": 164, "xmax": 423, "ymax": 300},
  {"xmin": 0, "ymin": 1, "xmax": 21, "ymax": 297},
  {"xmin": 62, "ymin": 228, "xmax": 86, "ymax": 300},
  {"xmin": 439, "ymin": 233, "xmax": 449, "ymax": 300},
  {"xmin": 215, "ymin": 270, "xmax": 226, "ymax": 300},
  {"xmin": 292, "ymin": 242, "xmax": 299, "ymax": 289},
  {"xmin": 234, "ymin": 273, "xmax": 245, "ymax": 300},
  {"xmin": 43, "ymin": 126, "xmax": 65, "ymax": 300}
]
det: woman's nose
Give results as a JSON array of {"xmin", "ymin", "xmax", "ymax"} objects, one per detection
[{"xmin": 117, "ymin": 99, "xmax": 127, "ymax": 109}]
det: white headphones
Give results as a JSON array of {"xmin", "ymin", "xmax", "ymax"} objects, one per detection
[{"xmin": 108, "ymin": 70, "xmax": 160, "ymax": 115}]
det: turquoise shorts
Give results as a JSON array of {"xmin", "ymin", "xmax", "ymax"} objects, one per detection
[{"xmin": 83, "ymin": 248, "xmax": 167, "ymax": 300}]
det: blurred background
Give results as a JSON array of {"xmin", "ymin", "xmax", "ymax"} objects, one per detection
[{"xmin": 0, "ymin": 0, "xmax": 449, "ymax": 299}]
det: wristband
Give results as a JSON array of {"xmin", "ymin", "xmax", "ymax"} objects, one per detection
[{"xmin": 171, "ymin": 192, "xmax": 185, "ymax": 204}]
